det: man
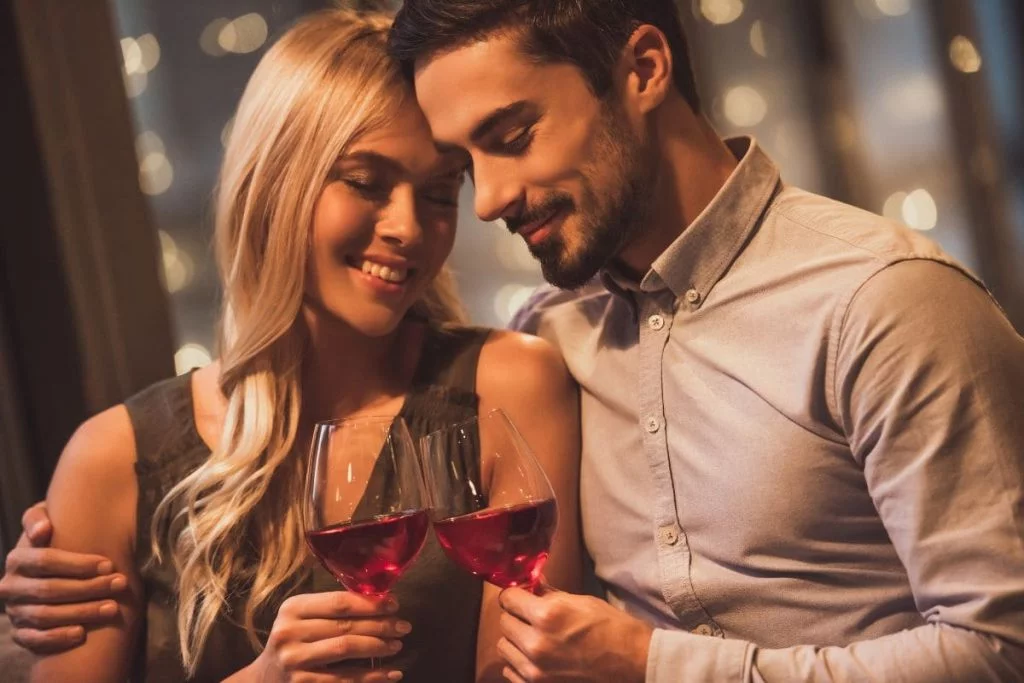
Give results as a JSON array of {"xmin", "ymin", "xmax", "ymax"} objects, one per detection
[
  {"xmin": 4, "ymin": 1, "xmax": 1024, "ymax": 681},
  {"xmin": 387, "ymin": 1, "xmax": 1024, "ymax": 681}
]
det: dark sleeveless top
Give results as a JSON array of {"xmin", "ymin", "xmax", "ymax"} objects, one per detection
[{"xmin": 126, "ymin": 325, "xmax": 489, "ymax": 682}]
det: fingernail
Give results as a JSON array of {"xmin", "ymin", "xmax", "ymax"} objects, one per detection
[
  {"xmin": 387, "ymin": 671, "xmax": 403, "ymax": 681},
  {"xmin": 97, "ymin": 560, "xmax": 113, "ymax": 575},
  {"xmin": 396, "ymin": 620, "xmax": 412, "ymax": 634},
  {"xmin": 389, "ymin": 639, "xmax": 403, "ymax": 653},
  {"xmin": 384, "ymin": 597, "xmax": 399, "ymax": 613},
  {"xmin": 99, "ymin": 601, "xmax": 118, "ymax": 617},
  {"xmin": 30, "ymin": 522, "xmax": 48, "ymax": 538},
  {"xmin": 110, "ymin": 576, "xmax": 127, "ymax": 591},
  {"xmin": 69, "ymin": 626, "xmax": 85, "ymax": 640}
]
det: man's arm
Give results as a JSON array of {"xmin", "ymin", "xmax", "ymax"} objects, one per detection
[{"xmin": 648, "ymin": 259, "xmax": 1024, "ymax": 682}]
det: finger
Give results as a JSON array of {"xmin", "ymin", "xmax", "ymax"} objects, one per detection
[
  {"xmin": 299, "ymin": 634, "xmax": 403, "ymax": 669},
  {"xmin": 293, "ymin": 617, "xmax": 413, "ymax": 642},
  {"xmin": 6, "ymin": 547, "xmax": 117, "ymax": 579},
  {"xmin": 498, "ymin": 637, "xmax": 540, "ymax": 683},
  {"xmin": 499, "ymin": 587, "xmax": 544, "ymax": 625},
  {"xmin": 503, "ymin": 665, "xmax": 530, "ymax": 683},
  {"xmin": 498, "ymin": 613, "xmax": 541, "ymax": 661},
  {"xmin": 21, "ymin": 502, "xmax": 52, "ymax": 546},
  {"xmin": 10, "ymin": 625, "xmax": 86, "ymax": 655},
  {"xmin": 287, "ymin": 591, "xmax": 399, "ymax": 620},
  {"xmin": 7, "ymin": 599, "xmax": 120, "ymax": 629},
  {"xmin": 0, "ymin": 573, "xmax": 127, "ymax": 605}
]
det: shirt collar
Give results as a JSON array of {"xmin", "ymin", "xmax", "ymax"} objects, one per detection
[{"xmin": 600, "ymin": 136, "xmax": 781, "ymax": 303}]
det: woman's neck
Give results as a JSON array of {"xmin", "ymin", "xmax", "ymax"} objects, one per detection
[{"xmin": 299, "ymin": 307, "xmax": 422, "ymax": 425}]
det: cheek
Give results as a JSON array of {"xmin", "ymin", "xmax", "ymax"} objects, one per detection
[{"xmin": 422, "ymin": 216, "xmax": 458, "ymax": 278}]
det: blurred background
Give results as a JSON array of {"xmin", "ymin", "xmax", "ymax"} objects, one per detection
[{"xmin": 1, "ymin": 0, "xmax": 1023, "ymax": 554}]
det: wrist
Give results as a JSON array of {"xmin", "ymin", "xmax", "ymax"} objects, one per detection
[{"xmin": 631, "ymin": 621, "xmax": 654, "ymax": 683}]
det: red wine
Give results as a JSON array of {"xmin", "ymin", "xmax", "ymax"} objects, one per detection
[
  {"xmin": 433, "ymin": 499, "xmax": 557, "ymax": 588},
  {"xmin": 306, "ymin": 509, "xmax": 429, "ymax": 595}
]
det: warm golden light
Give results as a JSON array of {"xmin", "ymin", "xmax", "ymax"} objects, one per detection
[
  {"xmin": 699, "ymin": 0, "xmax": 744, "ymax": 26},
  {"xmin": 200, "ymin": 18, "xmax": 230, "ymax": 57},
  {"xmin": 139, "ymin": 152, "xmax": 174, "ymax": 196},
  {"xmin": 902, "ymin": 189, "xmax": 938, "ymax": 231},
  {"xmin": 749, "ymin": 21, "xmax": 767, "ymax": 58},
  {"xmin": 175, "ymin": 343, "xmax": 212, "ymax": 375},
  {"xmin": 121, "ymin": 37, "xmax": 143, "ymax": 75},
  {"xmin": 723, "ymin": 86, "xmax": 768, "ymax": 127},
  {"xmin": 137, "ymin": 33, "xmax": 161, "ymax": 73},
  {"xmin": 874, "ymin": 0, "xmax": 911, "ymax": 17},
  {"xmin": 949, "ymin": 35, "xmax": 982, "ymax": 73},
  {"xmin": 219, "ymin": 13, "xmax": 268, "ymax": 55},
  {"xmin": 158, "ymin": 231, "xmax": 194, "ymax": 294}
]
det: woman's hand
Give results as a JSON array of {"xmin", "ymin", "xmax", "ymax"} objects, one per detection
[
  {"xmin": 0, "ymin": 502, "xmax": 126, "ymax": 653},
  {"xmin": 237, "ymin": 591, "xmax": 411, "ymax": 682}
]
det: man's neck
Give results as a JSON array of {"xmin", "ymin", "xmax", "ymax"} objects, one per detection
[{"xmin": 614, "ymin": 98, "xmax": 738, "ymax": 281}]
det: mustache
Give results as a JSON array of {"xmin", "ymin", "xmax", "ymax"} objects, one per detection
[{"xmin": 504, "ymin": 194, "xmax": 575, "ymax": 235}]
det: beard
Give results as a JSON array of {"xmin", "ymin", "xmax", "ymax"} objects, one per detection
[{"xmin": 524, "ymin": 102, "xmax": 657, "ymax": 290}]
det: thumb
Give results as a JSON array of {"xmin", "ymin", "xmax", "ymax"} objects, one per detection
[{"xmin": 22, "ymin": 502, "xmax": 53, "ymax": 546}]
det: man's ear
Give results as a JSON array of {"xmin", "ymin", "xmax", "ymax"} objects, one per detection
[{"xmin": 621, "ymin": 24, "xmax": 673, "ymax": 115}]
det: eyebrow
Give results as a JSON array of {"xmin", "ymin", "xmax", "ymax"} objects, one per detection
[
  {"xmin": 341, "ymin": 151, "xmax": 407, "ymax": 175},
  {"xmin": 342, "ymin": 150, "xmax": 467, "ymax": 182},
  {"xmin": 469, "ymin": 100, "xmax": 532, "ymax": 144}
]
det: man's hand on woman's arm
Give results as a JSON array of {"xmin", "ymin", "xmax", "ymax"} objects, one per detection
[{"xmin": 0, "ymin": 502, "xmax": 125, "ymax": 653}]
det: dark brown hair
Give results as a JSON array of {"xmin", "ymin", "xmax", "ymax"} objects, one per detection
[{"xmin": 388, "ymin": 0, "xmax": 701, "ymax": 112}]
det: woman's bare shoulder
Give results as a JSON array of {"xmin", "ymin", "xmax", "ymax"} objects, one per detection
[{"xmin": 477, "ymin": 329, "xmax": 573, "ymax": 399}]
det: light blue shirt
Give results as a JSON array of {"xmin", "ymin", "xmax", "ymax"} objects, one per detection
[{"xmin": 513, "ymin": 137, "xmax": 1024, "ymax": 682}]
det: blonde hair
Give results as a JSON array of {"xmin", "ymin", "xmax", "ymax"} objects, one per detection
[{"xmin": 151, "ymin": 8, "xmax": 466, "ymax": 673}]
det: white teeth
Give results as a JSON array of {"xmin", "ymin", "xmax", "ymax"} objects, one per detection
[{"xmin": 356, "ymin": 259, "xmax": 408, "ymax": 283}]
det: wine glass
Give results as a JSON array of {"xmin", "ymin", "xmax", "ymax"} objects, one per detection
[
  {"xmin": 303, "ymin": 415, "xmax": 429, "ymax": 665},
  {"xmin": 419, "ymin": 408, "xmax": 558, "ymax": 591}
]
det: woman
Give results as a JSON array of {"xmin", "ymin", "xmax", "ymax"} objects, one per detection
[{"xmin": 17, "ymin": 8, "xmax": 580, "ymax": 682}]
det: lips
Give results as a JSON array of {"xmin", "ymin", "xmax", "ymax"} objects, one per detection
[
  {"xmin": 345, "ymin": 256, "xmax": 415, "ymax": 285},
  {"xmin": 516, "ymin": 206, "xmax": 565, "ymax": 244}
]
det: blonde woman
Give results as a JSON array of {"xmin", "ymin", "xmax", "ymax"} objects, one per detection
[{"xmin": 12, "ymin": 8, "xmax": 580, "ymax": 682}]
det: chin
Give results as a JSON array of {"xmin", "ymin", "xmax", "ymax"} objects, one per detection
[{"xmin": 303, "ymin": 296, "xmax": 408, "ymax": 339}]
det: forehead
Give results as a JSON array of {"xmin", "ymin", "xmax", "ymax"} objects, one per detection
[
  {"xmin": 346, "ymin": 100, "xmax": 459, "ymax": 177},
  {"xmin": 413, "ymin": 35, "xmax": 593, "ymax": 144}
]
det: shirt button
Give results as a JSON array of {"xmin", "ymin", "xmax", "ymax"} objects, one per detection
[
  {"xmin": 644, "ymin": 416, "xmax": 661, "ymax": 433},
  {"xmin": 659, "ymin": 526, "xmax": 679, "ymax": 546},
  {"xmin": 692, "ymin": 624, "xmax": 714, "ymax": 637},
  {"xmin": 647, "ymin": 314, "xmax": 665, "ymax": 331},
  {"xmin": 685, "ymin": 289, "xmax": 701, "ymax": 305}
]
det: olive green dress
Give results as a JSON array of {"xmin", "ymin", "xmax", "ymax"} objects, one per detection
[{"xmin": 127, "ymin": 326, "xmax": 489, "ymax": 682}]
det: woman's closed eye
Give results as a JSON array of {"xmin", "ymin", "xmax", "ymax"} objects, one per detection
[{"xmin": 342, "ymin": 174, "xmax": 389, "ymax": 199}]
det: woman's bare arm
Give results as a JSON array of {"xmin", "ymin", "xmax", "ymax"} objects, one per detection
[
  {"xmin": 30, "ymin": 405, "xmax": 143, "ymax": 683},
  {"xmin": 475, "ymin": 331, "xmax": 583, "ymax": 682}
]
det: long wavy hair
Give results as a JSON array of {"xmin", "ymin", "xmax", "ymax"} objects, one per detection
[{"xmin": 150, "ymin": 8, "xmax": 466, "ymax": 673}]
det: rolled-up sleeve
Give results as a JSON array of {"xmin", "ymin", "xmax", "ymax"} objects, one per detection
[{"xmin": 647, "ymin": 259, "xmax": 1024, "ymax": 682}]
